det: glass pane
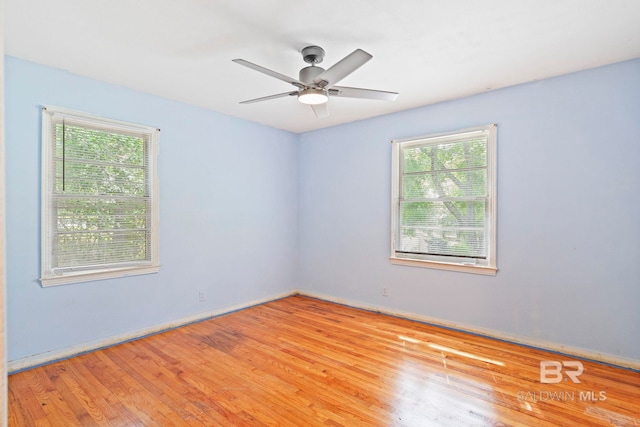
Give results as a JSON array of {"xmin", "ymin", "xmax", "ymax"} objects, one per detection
[
  {"xmin": 55, "ymin": 161, "xmax": 145, "ymax": 195},
  {"xmin": 398, "ymin": 134, "xmax": 489, "ymax": 259},
  {"xmin": 399, "ymin": 200, "xmax": 486, "ymax": 257},
  {"xmin": 56, "ymin": 124, "xmax": 145, "ymax": 165},
  {"xmin": 403, "ymin": 170, "xmax": 486, "ymax": 199},
  {"xmin": 50, "ymin": 117, "xmax": 152, "ymax": 271},
  {"xmin": 55, "ymin": 230, "xmax": 149, "ymax": 268},
  {"xmin": 401, "ymin": 201, "xmax": 485, "ymax": 228},
  {"xmin": 435, "ymin": 138, "xmax": 486, "ymax": 170},
  {"xmin": 54, "ymin": 123, "xmax": 146, "ymax": 196},
  {"xmin": 56, "ymin": 198, "xmax": 148, "ymax": 232},
  {"xmin": 403, "ymin": 138, "xmax": 486, "ymax": 172},
  {"xmin": 399, "ymin": 227, "xmax": 485, "ymax": 258}
]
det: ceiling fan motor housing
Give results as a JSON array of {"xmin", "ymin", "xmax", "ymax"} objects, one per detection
[{"xmin": 299, "ymin": 66, "xmax": 325, "ymax": 84}]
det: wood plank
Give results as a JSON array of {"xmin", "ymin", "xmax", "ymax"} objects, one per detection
[{"xmin": 8, "ymin": 295, "xmax": 640, "ymax": 426}]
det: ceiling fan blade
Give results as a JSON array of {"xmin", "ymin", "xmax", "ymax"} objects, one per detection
[
  {"xmin": 311, "ymin": 103, "xmax": 329, "ymax": 118},
  {"xmin": 313, "ymin": 49, "xmax": 372, "ymax": 88},
  {"xmin": 239, "ymin": 91, "xmax": 298, "ymax": 104},
  {"xmin": 232, "ymin": 59, "xmax": 304, "ymax": 88},
  {"xmin": 329, "ymin": 86, "xmax": 399, "ymax": 101}
]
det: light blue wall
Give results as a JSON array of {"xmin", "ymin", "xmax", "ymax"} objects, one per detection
[
  {"xmin": 298, "ymin": 59, "xmax": 640, "ymax": 360},
  {"xmin": 5, "ymin": 57, "xmax": 299, "ymax": 361},
  {"xmin": 6, "ymin": 56, "xmax": 639, "ymax": 363}
]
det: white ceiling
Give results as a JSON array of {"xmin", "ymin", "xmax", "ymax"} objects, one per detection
[{"xmin": 5, "ymin": 0, "xmax": 640, "ymax": 133}]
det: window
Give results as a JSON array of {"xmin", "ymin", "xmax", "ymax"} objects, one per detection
[
  {"xmin": 41, "ymin": 106, "xmax": 159, "ymax": 286},
  {"xmin": 390, "ymin": 124, "xmax": 497, "ymax": 275}
]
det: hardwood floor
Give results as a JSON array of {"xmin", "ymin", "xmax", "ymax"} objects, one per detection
[{"xmin": 8, "ymin": 295, "xmax": 640, "ymax": 426}]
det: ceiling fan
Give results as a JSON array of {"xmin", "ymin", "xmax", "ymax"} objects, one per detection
[{"xmin": 232, "ymin": 46, "xmax": 398, "ymax": 118}]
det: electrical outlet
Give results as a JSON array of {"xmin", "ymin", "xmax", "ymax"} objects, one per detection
[
  {"xmin": 382, "ymin": 287, "xmax": 389, "ymax": 297},
  {"xmin": 198, "ymin": 291, "xmax": 206, "ymax": 303}
]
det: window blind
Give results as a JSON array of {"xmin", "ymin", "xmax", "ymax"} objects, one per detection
[{"xmin": 398, "ymin": 131, "xmax": 489, "ymax": 260}]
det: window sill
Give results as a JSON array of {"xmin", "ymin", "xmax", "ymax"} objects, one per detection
[
  {"xmin": 40, "ymin": 265, "xmax": 160, "ymax": 287},
  {"xmin": 389, "ymin": 257, "xmax": 497, "ymax": 276}
]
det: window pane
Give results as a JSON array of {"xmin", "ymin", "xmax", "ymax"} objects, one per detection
[
  {"xmin": 400, "ymin": 201, "xmax": 485, "ymax": 228},
  {"xmin": 54, "ymin": 124, "xmax": 146, "ymax": 196},
  {"xmin": 399, "ymin": 199, "xmax": 486, "ymax": 257},
  {"xmin": 402, "ymin": 169, "xmax": 486, "ymax": 199},
  {"xmin": 55, "ymin": 161, "xmax": 145, "ymax": 195},
  {"xmin": 397, "ymin": 133, "xmax": 489, "ymax": 260},
  {"xmin": 56, "ymin": 124, "xmax": 144, "ymax": 166},
  {"xmin": 399, "ymin": 226, "xmax": 485, "ymax": 258},
  {"xmin": 402, "ymin": 138, "xmax": 486, "ymax": 173},
  {"xmin": 55, "ymin": 230, "xmax": 149, "ymax": 268},
  {"xmin": 435, "ymin": 138, "xmax": 486, "ymax": 170},
  {"xmin": 56, "ymin": 198, "xmax": 148, "ymax": 232},
  {"xmin": 54, "ymin": 196, "xmax": 151, "ymax": 269}
]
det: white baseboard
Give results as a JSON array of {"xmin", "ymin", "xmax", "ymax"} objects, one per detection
[
  {"xmin": 9, "ymin": 289, "xmax": 639, "ymax": 373},
  {"xmin": 8, "ymin": 290, "xmax": 297, "ymax": 374},
  {"xmin": 296, "ymin": 290, "xmax": 640, "ymax": 371}
]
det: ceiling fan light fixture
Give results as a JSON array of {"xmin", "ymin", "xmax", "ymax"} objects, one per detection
[{"xmin": 298, "ymin": 88, "xmax": 328, "ymax": 105}]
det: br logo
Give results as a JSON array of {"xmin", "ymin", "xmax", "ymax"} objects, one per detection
[{"xmin": 540, "ymin": 361, "xmax": 584, "ymax": 384}]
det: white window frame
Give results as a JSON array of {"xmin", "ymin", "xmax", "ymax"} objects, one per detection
[
  {"xmin": 41, "ymin": 106, "xmax": 160, "ymax": 286},
  {"xmin": 390, "ymin": 124, "xmax": 497, "ymax": 275}
]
